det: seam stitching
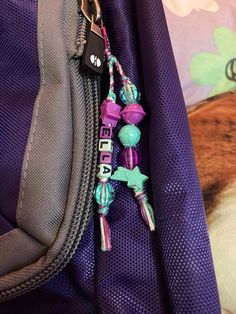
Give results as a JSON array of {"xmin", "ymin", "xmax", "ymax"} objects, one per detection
[{"xmin": 18, "ymin": 19, "xmax": 46, "ymax": 224}]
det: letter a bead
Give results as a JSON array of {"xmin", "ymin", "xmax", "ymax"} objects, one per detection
[
  {"xmin": 99, "ymin": 139, "xmax": 113, "ymax": 152},
  {"xmin": 96, "ymin": 164, "xmax": 112, "ymax": 179}
]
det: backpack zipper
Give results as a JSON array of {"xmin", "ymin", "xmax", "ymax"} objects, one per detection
[{"xmin": 0, "ymin": 3, "xmax": 100, "ymax": 301}]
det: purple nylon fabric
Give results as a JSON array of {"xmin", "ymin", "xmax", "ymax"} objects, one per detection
[
  {"xmin": 135, "ymin": 2, "xmax": 220, "ymax": 312},
  {"xmin": 0, "ymin": 0, "xmax": 221, "ymax": 313},
  {"xmin": 0, "ymin": 0, "xmax": 40, "ymax": 232}
]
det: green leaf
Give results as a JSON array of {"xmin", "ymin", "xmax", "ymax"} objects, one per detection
[
  {"xmin": 209, "ymin": 80, "xmax": 236, "ymax": 98},
  {"xmin": 190, "ymin": 53, "xmax": 225, "ymax": 86},
  {"xmin": 214, "ymin": 27, "xmax": 236, "ymax": 59}
]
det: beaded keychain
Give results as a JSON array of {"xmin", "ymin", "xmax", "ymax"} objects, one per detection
[{"xmin": 94, "ymin": 26, "xmax": 156, "ymax": 252}]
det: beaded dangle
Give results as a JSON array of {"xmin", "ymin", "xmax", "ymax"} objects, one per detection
[
  {"xmin": 111, "ymin": 82, "xmax": 155, "ymax": 231},
  {"xmin": 93, "ymin": 27, "xmax": 122, "ymax": 252},
  {"xmin": 94, "ymin": 26, "xmax": 156, "ymax": 252},
  {"xmin": 94, "ymin": 90, "xmax": 121, "ymax": 251}
]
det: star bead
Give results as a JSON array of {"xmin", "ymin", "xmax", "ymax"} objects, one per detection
[
  {"xmin": 126, "ymin": 166, "xmax": 148, "ymax": 191},
  {"xmin": 111, "ymin": 166, "xmax": 148, "ymax": 191},
  {"xmin": 110, "ymin": 167, "xmax": 131, "ymax": 182}
]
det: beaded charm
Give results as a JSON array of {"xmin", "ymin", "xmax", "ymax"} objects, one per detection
[
  {"xmin": 102, "ymin": 25, "xmax": 156, "ymax": 232},
  {"xmin": 94, "ymin": 26, "xmax": 156, "ymax": 252},
  {"xmin": 94, "ymin": 90, "xmax": 121, "ymax": 251},
  {"xmin": 94, "ymin": 97, "xmax": 121, "ymax": 251},
  {"xmin": 94, "ymin": 96, "xmax": 122, "ymax": 251},
  {"xmin": 111, "ymin": 82, "xmax": 156, "ymax": 231},
  {"xmin": 94, "ymin": 27, "xmax": 123, "ymax": 252}
]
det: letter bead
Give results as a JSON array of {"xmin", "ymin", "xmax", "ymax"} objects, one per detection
[
  {"xmin": 100, "ymin": 126, "xmax": 113, "ymax": 139},
  {"xmin": 99, "ymin": 139, "xmax": 113, "ymax": 152},
  {"xmin": 99, "ymin": 152, "xmax": 112, "ymax": 164},
  {"xmin": 96, "ymin": 164, "xmax": 112, "ymax": 179}
]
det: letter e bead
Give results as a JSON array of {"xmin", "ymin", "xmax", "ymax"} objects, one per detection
[{"xmin": 100, "ymin": 126, "xmax": 112, "ymax": 139}]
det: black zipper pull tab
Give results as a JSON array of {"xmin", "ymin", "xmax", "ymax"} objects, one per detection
[
  {"xmin": 79, "ymin": 0, "xmax": 105, "ymax": 74},
  {"xmin": 82, "ymin": 15, "xmax": 105, "ymax": 74}
]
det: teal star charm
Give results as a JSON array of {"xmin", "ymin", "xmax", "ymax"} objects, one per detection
[
  {"xmin": 111, "ymin": 166, "xmax": 155, "ymax": 231},
  {"xmin": 126, "ymin": 166, "xmax": 148, "ymax": 191},
  {"xmin": 111, "ymin": 167, "xmax": 131, "ymax": 182},
  {"xmin": 111, "ymin": 166, "xmax": 149, "ymax": 192}
]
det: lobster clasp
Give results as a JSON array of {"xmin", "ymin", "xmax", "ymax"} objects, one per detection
[{"xmin": 80, "ymin": 0, "xmax": 102, "ymax": 23}]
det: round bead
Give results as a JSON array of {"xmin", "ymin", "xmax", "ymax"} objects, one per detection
[
  {"xmin": 119, "ymin": 84, "xmax": 140, "ymax": 105},
  {"xmin": 121, "ymin": 104, "xmax": 146, "ymax": 124},
  {"xmin": 118, "ymin": 125, "xmax": 141, "ymax": 147},
  {"xmin": 119, "ymin": 147, "xmax": 141, "ymax": 170},
  {"xmin": 94, "ymin": 182, "xmax": 115, "ymax": 215}
]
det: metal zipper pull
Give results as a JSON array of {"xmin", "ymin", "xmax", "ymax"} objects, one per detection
[
  {"xmin": 79, "ymin": 0, "xmax": 105, "ymax": 74},
  {"xmin": 80, "ymin": 0, "xmax": 102, "ymax": 24}
]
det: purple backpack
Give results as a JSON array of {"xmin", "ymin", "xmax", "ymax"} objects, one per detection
[{"xmin": 0, "ymin": 0, "xmax": 220, "ymax": 313}]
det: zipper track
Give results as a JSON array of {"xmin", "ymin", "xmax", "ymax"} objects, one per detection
[{"xmin": 0, "ymin": 70, "xmax": 99, "ymax": 301}]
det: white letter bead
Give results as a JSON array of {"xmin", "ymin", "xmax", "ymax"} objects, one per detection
[
  {"xmin": 99, "ymin": 139, "xmax": 113, "ymax": 152},
  {"xmin": 96, "ymin": 164, "xmax": 112, "ymax": 179}
]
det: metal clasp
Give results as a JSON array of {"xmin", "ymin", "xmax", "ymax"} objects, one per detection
[{"xmin": 80, "ymin": 0, "xmax": 102, "ymax": 23}]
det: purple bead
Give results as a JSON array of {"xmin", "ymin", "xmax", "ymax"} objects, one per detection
[
  {"xmin": 119, "ymin": 147, "xmax": 141, "ymax": 170},
  {"xmin": 120, "ymin": 104, "xmax": 146, "ymax": 125},
  {"xmin": 100, "ymin": 100, "xmax": 121, "ymax": 127}
]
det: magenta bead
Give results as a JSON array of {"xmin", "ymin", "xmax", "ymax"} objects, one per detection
[
  {"xmin": 120, "ymin": 104, "xmax": 146, "ymax": 125},
  {"xmin": 100, "ymin": 100, "xmax": 121, "ymax": 127},
  {"xmin": 119, "ymin": 147, "xmax": 140, "ymax": 170}
]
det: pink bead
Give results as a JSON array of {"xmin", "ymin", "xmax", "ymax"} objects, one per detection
[
  {"xmin": 120, "ymin": 104, "xmax": 146, "ymax": 125},
  {"xmin": 99, "ymin": 152, "xmax": 112, "ymax": 164},
  {"xmin": 119, "ymin": 147, "xmax": 140, "ymax": 170},
  {"xmin": 100, "ymin": 100, "xmax": 121, "ymax": 127},
  {"xmin": 100, "ymin": 126, "xmax": 113, "ymax": 139}
]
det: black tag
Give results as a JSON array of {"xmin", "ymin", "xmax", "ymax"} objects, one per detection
[{"xmin": 82, "ymin": 22, "xmax": 105, "ymax": 74}]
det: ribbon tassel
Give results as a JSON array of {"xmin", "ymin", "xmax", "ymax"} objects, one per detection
[
  {"xmin": 99, "ymin": 213, "xmax": 112, "ymax": 252},
  {"xmin": 111, "ymin": 166, "xmax": 156, "ymax": 231},
  {"xmin": 135, "ymin": 192, "xmax": 155, "ymax": 232}
]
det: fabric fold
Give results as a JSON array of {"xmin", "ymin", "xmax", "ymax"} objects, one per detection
[{"xmin": 135, "ymin": 0, "xmax": 221, "ymax": 312}]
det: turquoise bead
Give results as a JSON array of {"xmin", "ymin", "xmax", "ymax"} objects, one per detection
[
  {"xmin": 119, "ymin": 84, "xmax": 140, "ymax": 105},
  {"xmin": 107, "ymin": 91, "xmax": 117, "ymax": 102},
  {"xmin": 118, "ymin": 125, "xmax": 141, "ymax": 147},
  {"xmin": 94, "ymin": 182, "xmax": 115, "ymax": 215}
]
